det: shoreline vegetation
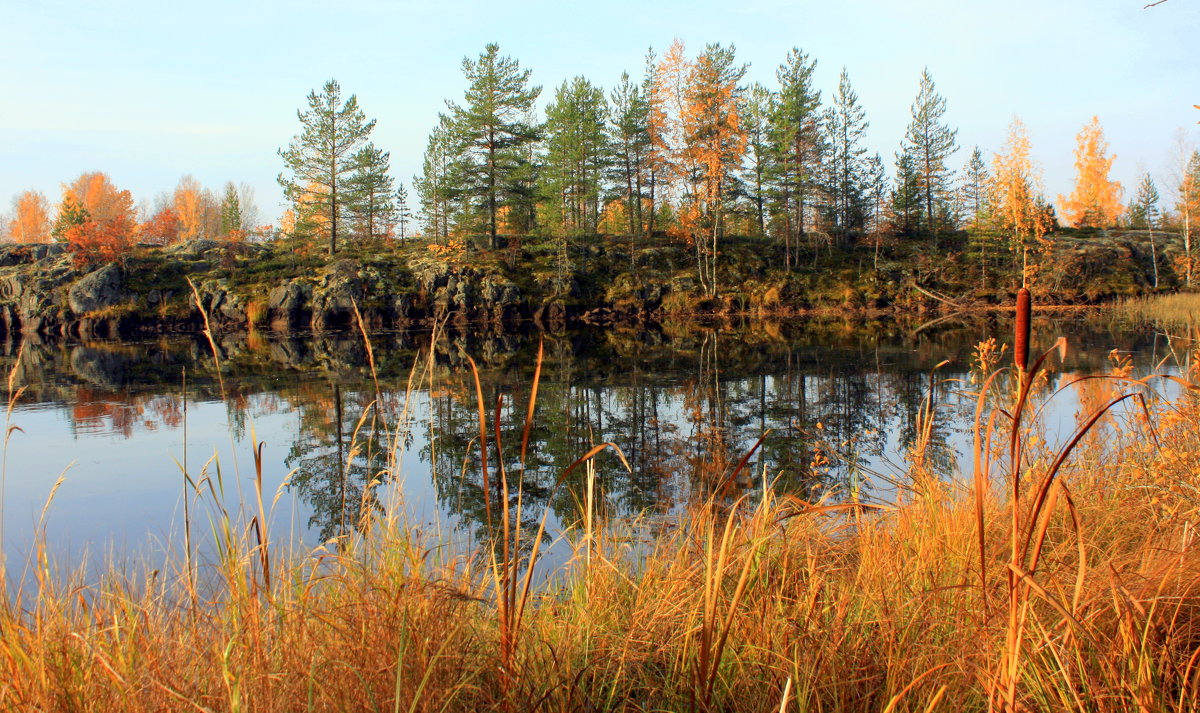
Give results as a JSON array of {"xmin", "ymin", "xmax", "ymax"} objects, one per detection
[
  {"xmin": 0, "ymin": 226, "xmax": 1189, "ymax": 339},
  {"xmin": 0, "ymin": 298, "xmax": 1198, "ymax": 711}
]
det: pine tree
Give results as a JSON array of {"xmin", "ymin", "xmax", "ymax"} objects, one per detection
[
  {"xmin": 769, "ymin": 48, "xmax": 823, "ymax": 267},
  {"xmin": 1128, "ymin": 173, "xmax": 1160, "ymax": 229},
  {"xmin": 395, "ymin": 182, "xmax": 412, "ymax": 239},
  {"xmin": 414, "ymin": 118, "xmax": 454, "ymax": 242},
  {"xmin": 51, "ymin": 195, "xmax": 89, "ymax": 242},
  {"xmin": 346, "ymin": 143, "xmax": 396, "ymax": 241},
  {"xmin": 823, "ymin": 68, "xmax": 869, "ymax": 244},
  {"xmin": 961, "ymin": 147, "xmax": 993, "ymax": 286},
  {"xmin": 901, "ymin": 69, "xmax": 958, "ymax": 236},
  {"xmin": 740, "ymin": 83, "xmax": 776, "ymax": 237},
  {"xmin": 1129, "ymin": 172, "xmax": 1161, "ymax": 287},
  {"xmin": 642, "ymin": 47, "xmax": 664, "ymax": 239},
  {"xmin": 541, "ymin": 76, "xmax": 610, "ymax": 237},
  {"xmin": 892, "ymin": 149, "xmax": 922, "ymax": 235},
  {"xmin": 278, "ymin": 79, "xmax": 377, "ymax": 255},
  {"xmin": 507, "ymin": 107, "xmax": 543, "ymax": 236},
  {"xmin": 445, "ymin": 43, "xmax": 541, "ymax": 248},
  {"xmin": 220, "ymin": 182, "xmax": 243, "ymax": 239},
  {"xmin": 960, "ymin": 147, "xmax": 990, "ymax": 228},
  {"xmin": 864, "ymin": 153, "xmax": 887, "ymax": 270},
  {"xmin": 608, "ymin": 71, "xmax": 651, "ymax": 247}
]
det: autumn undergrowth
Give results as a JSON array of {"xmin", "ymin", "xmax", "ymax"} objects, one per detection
[{"xmin": 2, "ymin": 320, "xmax": 1200, "ymax": 712}]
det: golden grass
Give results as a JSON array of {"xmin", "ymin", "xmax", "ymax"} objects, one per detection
[
  {"xmin": 1112, "ymin": 291, "xmax": 1200, "ymax": 327},
  {"xmin": 2, "ymin": 331, "xmax": 1200, "ymax": 711}
]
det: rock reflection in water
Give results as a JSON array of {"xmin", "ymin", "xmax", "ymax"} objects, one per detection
[{"xmin": 0, "ymin": 317, "xmax": 1176, "ymax": 553}]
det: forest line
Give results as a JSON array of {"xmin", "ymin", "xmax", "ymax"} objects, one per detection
[{"xmin": 4, "ymin": 41, "xmax": 1199, "ymax": 291}]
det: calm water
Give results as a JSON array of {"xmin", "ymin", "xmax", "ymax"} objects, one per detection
[{"xmin": 0, "ymin": 316, "xmax": 1187, "ymax": 568}]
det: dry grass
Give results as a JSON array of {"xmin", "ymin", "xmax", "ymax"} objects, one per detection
[
  {"xmin": 1113, "ymin": 291, "xmax": 1200, "ymax": 328},
  {"xmin": 2, "ymin": 327, "xmax": 1200, "ymax": 712}
]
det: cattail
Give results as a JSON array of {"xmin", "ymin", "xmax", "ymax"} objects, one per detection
[{"xmin": 1015, "ymin": 287, "xmax": 1031, "ymax": 372}]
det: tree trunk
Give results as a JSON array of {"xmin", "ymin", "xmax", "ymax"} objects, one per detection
[
  {"xmin": 625, "ymin": 153, "xmax": 637, "ymax": 269},
  {"xmin": 1149, "ymin": 226, "xmax": 1158, "ymax": 289},
  {"xmin": 329, "ymin": 156, "xmax": 338, "ymax": 256},
  {"xmin": 488, "ymin": 129, "xmax": 498, "ymax": 249},
  {"xmin": 924, "ymin": 151, "xmax": 936, "ymax": 239},
  {"xmin": 647, "ymin": 170, "xmax": 657, "ymax": 239},
  {"xmin": 1185, "ymin": 210, "xmax": 1193, "ymax": 288}
]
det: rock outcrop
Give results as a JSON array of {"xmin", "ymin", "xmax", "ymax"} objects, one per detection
[{"xmin": 68, "ymin": 264, "xmax": 128, "ymax": 315}]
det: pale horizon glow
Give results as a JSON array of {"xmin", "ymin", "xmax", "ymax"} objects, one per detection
[{"xmin": 2, "ymin": 0, "xmax": 1198, "ymax": 224}]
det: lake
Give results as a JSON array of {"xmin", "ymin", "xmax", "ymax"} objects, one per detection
[{"xmin": 0, "ymin": 314, "xmax": 1188, "ymax": 570}]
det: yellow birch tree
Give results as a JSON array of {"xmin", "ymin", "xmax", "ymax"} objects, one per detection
[
  {"xmin": 8, "ymin": 191, "xmax": 52, "ymax": 244},
  {"xmin": 1059, "ymin": 116, "xmax": 1123, "ymax": 228},
  {"xmin": 991, "ymin": 117, "xmax": 1052, "ymax": 285}
]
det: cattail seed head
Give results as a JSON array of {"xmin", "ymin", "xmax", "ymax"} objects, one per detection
[{"xmin": 1015, "ymin": 287, "xmax": 1032, "ymax": 372}]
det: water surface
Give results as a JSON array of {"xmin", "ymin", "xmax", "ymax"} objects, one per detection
[{"xmin": 0, "ymin": 316, "xmax": 1186, "ymax": 568}]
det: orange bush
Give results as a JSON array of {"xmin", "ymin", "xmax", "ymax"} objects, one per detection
[{"xmin": 65, "ymin": 213, "xmax": 135, "ymax": 266}]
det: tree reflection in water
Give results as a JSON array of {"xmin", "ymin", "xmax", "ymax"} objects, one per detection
[{"xmin": 0, "ymin": 317, "xmax": 1164, "ymax": 546}]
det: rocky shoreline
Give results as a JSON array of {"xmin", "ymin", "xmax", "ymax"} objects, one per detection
[{"xmin": 0, "ymin": 231, "xmax": 1169, "ymax": 339}]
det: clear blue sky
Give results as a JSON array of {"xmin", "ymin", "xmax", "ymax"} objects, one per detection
[{"xmin": 2, "ymin": 0, "xmax": 1197, "ymax": 223}]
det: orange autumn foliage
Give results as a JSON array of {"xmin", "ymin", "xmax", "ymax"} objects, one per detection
[
  {"xmin": 8, "ymin": 191, "xmax": 52, "ymax": 244},
  {"xmin": 990, "ymin": 118, "xmax": 1055, "ymax": 286},
  {"xmin": 650, "ymin": 39, "xmax": 690, "ymax": 191},
  {"xmin": 427, "ymin": 238, "xmax": 467, "ymax": 270},
  {"xmin": 62, "ymin": 172, "xmax": 135, "ymax": 227},
  {"xmin": 652, "ymin": 40, "xmax": 746, "ymax": 225},
  {"xmin": 284, "ymin": 182, "xmax": 330, "ymax": 243},
  {"xmin": 991, "ymin": 118, "xmax": 1052, "ymax": 246},
  {"xmin": 173, "ymin": 176, "xmax": 206, "ymax": 240},
  {"xmin": 280, "ymin": 209, "xmax": 298, "ymax": 236},
  {"xmin": 651, "ymin": 40, "xmax": 746, "ymax": 295},
  {"xmin": 1059, "ymin": 116, "xmax": 1123, "ymax": 228},
  {"xmin": 58, "ymin": 173, "xmax": 136, "ymax": 266},
  {"xmin": 141, "ymin": 208, "xmax": 182, "ymax": 246},
  {"xmin": 681, "ymin": 46, "xmax": 746, "ymax": 229},
  {"xmin": 64, "ymin": 213, "xmax": 136, "ymax": 267}
]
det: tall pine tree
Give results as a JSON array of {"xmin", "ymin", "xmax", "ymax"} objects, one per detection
[
  {"xmin": 278, "ymin": 79, "xmax": 376, "ymax": 255},
  {"xmin": 608, "ymin": 71, "xmax": 651, "ymax": 246},
  {"xmin": 346, "ymin": 144, "xmax": 396, "ymax": 241},
  {"xmin": 901, "ymin": 69, "xmax": 958, "ymax": 237},
  {"xmin": 445, "ymin": 43, "xmax": 541, "ymax": 248},
  {"xmin": 823, "ymin": 68, "xmax": 869, "ymax": 244},
  {"xmin": 769, "ymin": 48, "xmax": 823, "ymax": 267},
  {"xmin": 740, "ymin": 83, "xmax": 776, "ymax": 237},
  {"xmin": 220, "ymin": 182, "xmax": 243, "ymax": 239},
  {"xmin": 1129, "ymin": 172, "xmax": 1161, "ymax": 287},
  {"xmin": 960, "ymin": 147, "xmax": 990, "ymax": 228},
  {"xmin": 414, "ymin": 117, "xmax": 454, "ymax": 242},
  {"xmin": 960, "ymin": 147, "xmax": 994, "ymax": 286},
  {"xmin": 864, "ymin": 153, "xmax": 888, "ymax": 269},
  {"xmin": 892, "ymin": 149, "xmax": 922, "ymax": 236},
  {"xmin": 395, "ymin": 181, "xmax": 412, "ymax": 239},
  {"xmin": 541, "ymin": 77, "xmax": 610, "ymax": 237}
]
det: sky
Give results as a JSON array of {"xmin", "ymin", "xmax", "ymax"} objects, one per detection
[{"xmin": 2, "ymin": 0, "xmax": 1198, "ymax": 223}]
